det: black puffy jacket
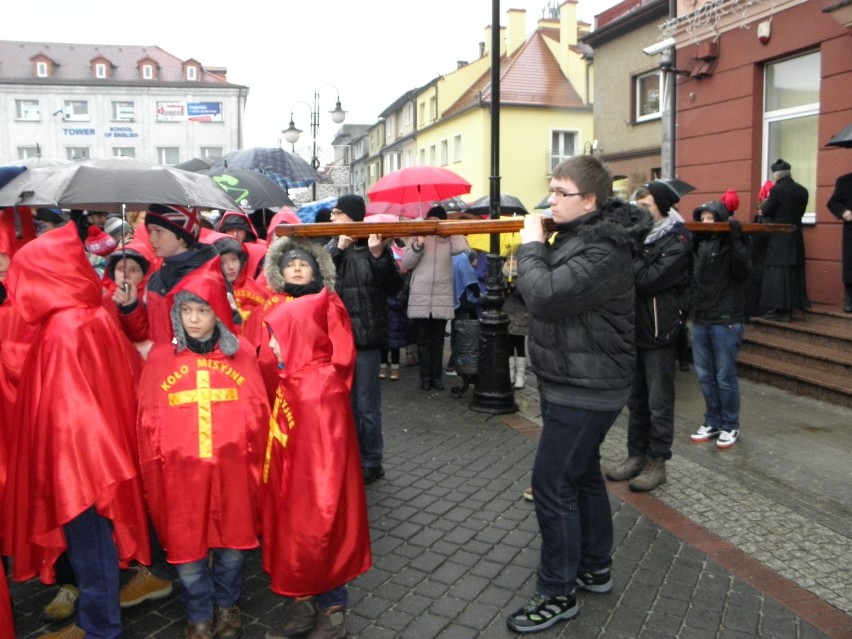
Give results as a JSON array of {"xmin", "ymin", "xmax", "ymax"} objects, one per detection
[
  {"xmin": 517, "ymin": 200, "xmax": 650, "ymax": 410},
  {"xmin": 328, "ymin": 240, "xmax": 404, "ymax": 350}
]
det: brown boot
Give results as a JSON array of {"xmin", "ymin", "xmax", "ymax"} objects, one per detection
[
  {"xmin": 628, "ymin": 457, "xmax": 667, "ymax": 492},
  {"xmin": 213, "ymin": 605, "xmax": 242, "ymax": 639},
  {"xmin": 183, "ymin": 619, "xmax": 214, "ymax": 639},
  {"xmin": 120, "ymin": 566, "xmax": 173, "ymax": 607},
  {"xmin": 265, "ymin": 597, "xmax": 317, "ymax": 639},
  {"xmin": 40, "ymin": 624, "xmax": 85, "ymax": 639},
  {"xmin": 389, "ymin": 364, "xmax": 400, "ymax": 380},
  {"xmin": 307, "ymin": 606, "xmax": 346, "ymax": 639},
  {"xmin": 605, "ymin": 455, "xmax": 646, "ymax": 482}
]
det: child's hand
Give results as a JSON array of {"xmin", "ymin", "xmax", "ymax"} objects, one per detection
[
  {"xmin": 112, "ymin": 279, "xmax": 137, "ymax": 307},
  {"xmin": 368, "ymin": 234, "xmax": 384, "ymax": 257}
]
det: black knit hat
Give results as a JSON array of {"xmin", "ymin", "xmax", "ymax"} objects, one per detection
[
  {"xmin": 426, "ymin": 205, "xmax": 447, "ymax": 220},
  {"xmin": 771, "ymin": 158, "xmax": 791, "ymax": 172},
  {"xmin": 213, "ymin": 236, "xmax": 248, "ymax": 267},
  {"xmin": 644, "ymin": 181, "xmax": 680, "ymax": 216},
  {"xmin": 334, "ymin": 194, "xmax": 366, "ymax": 222}
]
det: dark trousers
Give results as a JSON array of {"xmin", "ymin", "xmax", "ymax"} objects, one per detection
[
  {"xmin": 414, "ymin": 318, "xmax": 447, "ymax": 382},
  {"xmin": 64, "ymin": 506, "xmax": 121, "ymax": 639},
  {"xmin": 532, "ymin": 400, "xmax": 620, "ymax": 596},
  {"xmin": 626, "ymin": 345, "xmax": 677, "ymax": 460}
]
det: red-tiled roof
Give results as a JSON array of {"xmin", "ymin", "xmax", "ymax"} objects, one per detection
[
  {"xmin": 0, "ymin": 40, "xmax": 239, "ymax": 85},
  {"xmin": 443, "ymin": 30, "xmax": 584, "ymax": 118}
]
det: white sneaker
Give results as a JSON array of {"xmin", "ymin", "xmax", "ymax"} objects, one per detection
[
  {"xmin": 691, "ymin": 424, "xmax": 721, "ymax": 442},
  {"xmin": 716, "ymin": 429, "xmax": 739, "ymax": 449}
]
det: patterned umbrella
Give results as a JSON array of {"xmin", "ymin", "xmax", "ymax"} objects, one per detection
[
  {"xmin": 202, "ymin": 167, "xmax": 294, "ymax": 211},
  {"xmin": 212, "ymin": 147, "xmax": 322, "ymax": 190}
]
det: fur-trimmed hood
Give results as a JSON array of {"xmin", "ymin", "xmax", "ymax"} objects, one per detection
[{"xmin": 265, "ymin": 236, "xmax": 336, "ymax": 293}]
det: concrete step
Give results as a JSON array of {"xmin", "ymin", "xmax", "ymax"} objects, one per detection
[
  {"xmin": 743, "ymin": 327, "xmax": 852, "ymax": 377},
  {"xmin": 737, "ymin": 350, "xmax": 852, "ymax": 409}
]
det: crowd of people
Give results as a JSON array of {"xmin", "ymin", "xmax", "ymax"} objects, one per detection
[{"xmin": 0, "ymin": 150, "xmax": 838, "ymax": 637}]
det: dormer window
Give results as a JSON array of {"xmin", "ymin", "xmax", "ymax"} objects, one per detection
[
  {"xmin": 142, "ymin": 64, "xmax": 153, "ymax": 79},
  {"xmin": 186, "ymin": 66, "xmax": 197, "ymax": 81},
  {"xmin": 95, "ymin": 63, "xmax": 107, "ymax": 79},
  {"xmin": 36, "ymin": 61, "xmax": 48, "ymax": 77}
]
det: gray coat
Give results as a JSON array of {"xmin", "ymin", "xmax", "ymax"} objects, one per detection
[{"xmin": 402, "ymin": 235, "xmax": 468, "ymax": 320}]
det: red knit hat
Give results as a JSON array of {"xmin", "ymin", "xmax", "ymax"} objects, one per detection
[
  {"xmin": 84, "ymin": 224, "xmax": 118, "ymax": 256},
  {"xmin": 720, "ymin": 189, "xmax": 740, "ymax": 214}
]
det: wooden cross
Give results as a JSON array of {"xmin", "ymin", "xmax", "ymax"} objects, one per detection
[{"xmin": 168, "ymin": 370, "xmax": 239, "ymax": 458}]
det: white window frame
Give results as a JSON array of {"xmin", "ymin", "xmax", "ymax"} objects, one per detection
[
  {"xmin": 15, "ymin": 99, "xmax": 40, "ymax": 121},
  {"xmin": 111, "ymin": 100, "xmax": 135, "ymax": 121},
  {"xmin": 550, "ymin": 130, "xmax": 578, "ymax": 172},
  {"xmin": 635, "ymin": 70, "xmax": 662, "ymax": 122},
  {"xmin": 157, "ymin": 147, "xmax": 180, "ymax": 165},
  {"xmin": 429, "ymin": 144, "xmax": 437, "ymax": 166},
  {"xmin": 36, "ymin": 61, "xmax": 48, "ymax": 77},
  {"xmin": 201, "ymin": 147, "xmax": 223, "ymax": 161},
  {"xmin": 453, "ymin": 134, "xmax": 462, "ymax": 163},
  {"xmin": 440, "ymin": 139, "xmax": 449, "ymax": 166},
  {"xmin": 95, "ymin": 63, "xmax": 107, "ymax": 79},
  {"xmin": 17, "ymin": 146, "xmax": 40, "ymax": 159},
  {"xmin": 419, "ymin": 148, "xmax": 426, "ymax": 165},
  {"xmin": 112, "ymin": 147, "xmax": 136, "ymax": 157},
  {"xmin": 142, "ymin": 64, "xmax": 154, "ymax": 80},
  {"xmin": 404, "ymin": 102, "xmax": 414, "ymax": 125},
  {"xmin": 762, "ymin": 51, "xmax": 820, "ymax": 225},
  {"xmin": 66, "ymin": 147, "xmax": 90, "ymax": 161},
  {"xmin": 186, "ymin": 66, "xmax": 197, "ymax": 81},
  {"xmin": 63, "ymin": 100, "xmax": 89, "ymax": 121}
]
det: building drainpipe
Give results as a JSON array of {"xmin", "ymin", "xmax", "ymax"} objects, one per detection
[{"xmin": 661, "ymin": 0, "xmax": 677, "ymax": 179}]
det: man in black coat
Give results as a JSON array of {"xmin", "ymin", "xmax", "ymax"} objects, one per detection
[
  {"xmin": 758, "ymin": 159, "xmax": 810, "ymax": 321},
  {"xmin": 827, "ymin": 171, "xmax": 852, "ymax": 312}
]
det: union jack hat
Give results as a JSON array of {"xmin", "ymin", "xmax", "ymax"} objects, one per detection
[{"xmin": 145, "ymin": 204, "xmax": 201, "ymax": 246}]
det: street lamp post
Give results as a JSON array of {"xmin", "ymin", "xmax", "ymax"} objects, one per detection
[{"xmin": 281, "ymin": 84, "xmax": 346, "ymax": 201}]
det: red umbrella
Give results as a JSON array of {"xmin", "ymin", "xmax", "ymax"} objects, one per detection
[
  {"xmin": 367, "ymin": 166, "xmax": 472, "ymax": 206},
  {"xmin": 366, "ymin": 200, "xmax": 427, "ymax": 219}
]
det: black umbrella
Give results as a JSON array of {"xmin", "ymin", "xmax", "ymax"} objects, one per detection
[
  {"xmin": 175, "ymin": 157, "xmax": 213, "ymax": 172},
  {"xmin": 465, "ymin": 193, "xmax": 528, "ymax": 216},
  {"xmin": 203, "ymin": 167, "xmax": 294, "ymax": 211},
  {"xmin": 0, "ymin": 156, "xmax": 240, "ymax": 213},
  {"xmin": 534, "ymin": 194, "xmax": 550, "ymax": 209},
  {"xmin": 212, "ymin": 147, "xmax": 321, "ymax": 190},
  {"xmin": 826, "ymin": 124, "xmax": 852, "ymax": 148},
  {"xmin": 653, "ymin": 178, "xmax": 697, "ymax": 198}
]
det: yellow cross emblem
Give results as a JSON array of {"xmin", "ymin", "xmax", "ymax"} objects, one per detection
[{"xmin": 168, "ymin": 370, "xmax": 239, "ymax": 458}]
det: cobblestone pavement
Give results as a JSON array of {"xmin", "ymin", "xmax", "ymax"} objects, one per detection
[{"xmin": 9, "ymin": 363, "xmax": 852, "ymax": 638}]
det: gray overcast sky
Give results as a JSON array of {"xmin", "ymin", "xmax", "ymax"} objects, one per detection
[{"xmin": 3, "ymin": 1, "xmax": 626, "ymax": 154}]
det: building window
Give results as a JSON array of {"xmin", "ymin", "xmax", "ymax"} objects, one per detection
[
  {"xmin": 405, "ymin": 102, "xmax": 414, "ymax": 126},
  {"xmin": 95, "ymin": 63, "xmax": 107, "ymax": 79},
  {"xmin": 186, "ymin": 66, "xmax": 197, "ymax": 81},
  {"xmin": 440, "ymin": 139, "xmax": 449, "ymax": 166},
  {"xmin": 113, "ymin": 147, "xmax": 136, "ymax": 158},
  {"xmin": 142, "ymin": 64, "xmax": 154, "ymax": 80},
  {"xmin": 419, "ymin": 148, "xmax": 426, "ymax": 165},
  {"xmin": 418, "ymin": 102, "xmax": 425, "ymax": 126},
  {"xmin": 550, "ymin": 130, "xmax": 577, "ymax": 171},
  {"xmin": 635, "ymin": 70, "xmax": 662, "ymax": 122},
  {"xmin": 201, "ymin": 147, "xmax": 223, "ymax": 161},
  {"xmin": 763, "ymin": 50, "xmax": 819, "ymax": 221},
  {"xmin": 36, "ymin": 61, "xmax": 48, "ymax": 77},
  {"xmin": 17, "ymin": 146, "xmax": 40, "ymax": 159},
  {"xmin": 453, "ymin": 134, "xmax": 462, "ymax": 162},
  {"xmin": 111, "ymin": 101, "xmax": 135, "ymax": 121},
  {"xmin": 158, "ymin": 147, "xmax": 180, "ymax": 165},
  {"xmin": 66, "ymin": 147, "xmax": 90, "ymax": 161},
  {"xmin": 429, "ymin": 96, "xmax": 437, "ymax": 121},
  {"xmin": 429, "ymin": 144, "xmax": 437, "ymax": 166},
  {"xmin": 15, "ymin": 99, "xmax": 40, "ymax": 121},
  {"xmin": 63, "ymin": 100, "xmax": 89, "ymax": 121}
]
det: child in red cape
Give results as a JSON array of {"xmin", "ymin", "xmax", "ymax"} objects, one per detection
[
  {"xmin": 2, "ymin": 223, "xmax": 150, "ymax": 639},
  {"xmin": 136, "ymin": 258, "xmax": 268, "ymax": 639},
  {"xmin": 261, "ymin": 237, "xmax": 371, "ymax": 639}
]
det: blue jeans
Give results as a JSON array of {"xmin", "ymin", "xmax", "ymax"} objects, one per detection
[
  {"xmin": 63, "ymin": 507, "xmax": 121, "ymax": 639},
  {"xmin": 691, "ymin": 322, "xmax": 744, "ymax": 431},
  {"xmin": 316, "ymin": 585, "xmax": 348, "ymax": 612},
  {"xmin": 532, "ymin": 400, "xmax": 621, "ymax": 596},
  {"xmin": 174, "ymin": 549, "xmax": 246, "ymax": 623},
  {"xmin": 352, "ymin": 348, "xmax": 383, "ymax": 469}
]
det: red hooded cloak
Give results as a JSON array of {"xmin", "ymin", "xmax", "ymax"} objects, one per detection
[
  {"xmin": 260, "ymin": 287, "xmax": 371, "ymax": 596},
  {"xmin": 1, "ymin": 223, "xmax": 150, "ymax": 583}
]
